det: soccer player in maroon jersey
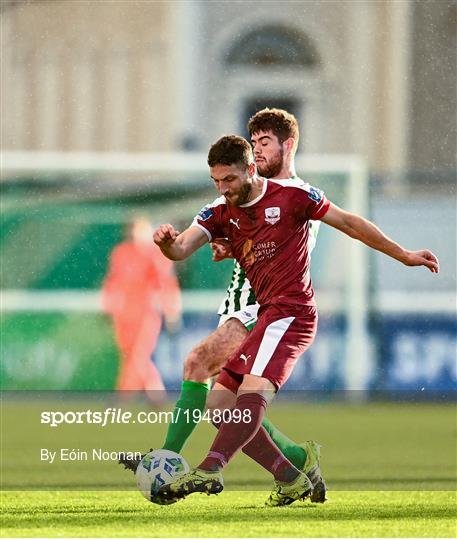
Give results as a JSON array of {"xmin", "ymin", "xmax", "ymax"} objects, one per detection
[
  {"xmin": 119, "ymin": 109, "xmax": 327, "ymax": 504},
  {"xmin": 154, "ymin": 136, "xmax": 439, "ymax": 506}
]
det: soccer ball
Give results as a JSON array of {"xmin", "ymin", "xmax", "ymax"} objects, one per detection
[{"xmin": 135, "ymin": 449, "xmax": 189, "ymax": 505}]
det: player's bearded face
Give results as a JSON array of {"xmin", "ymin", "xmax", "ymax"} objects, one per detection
[
  {"xmin": 256, "ymin": 146, "xmax": 283, "ymax": 178},
  {"xmin": 234, "ymin": 180, "xmax": 253, "ymax": 206},
  {"xmin": 252, "ymin": 131, "xmax": 285, "ymax": 178},
  {"xmin": 210, "ymin": 164, "xmax": 253, "ymax": 206}
]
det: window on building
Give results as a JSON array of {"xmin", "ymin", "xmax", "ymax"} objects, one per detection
[{"xmin": 226, "ymin": 24, "xmax": 319, "ymax": 68}]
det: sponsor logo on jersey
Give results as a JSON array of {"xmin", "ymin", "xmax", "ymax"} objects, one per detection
[
  {"xmin": 265, "ymin": 207, "xmax": 281, "ymax": 225},
  {"xmin": 253, "ymin": 240, "xmax": 277, "ymax": 261},
  {"xmin": 239, "ymin": 354, "xmax": 251, "ymax": 365},
  {"xmin": 308, "ymin": 186, "xmax": 323, "ymax": 203},
  {"xmin": 198, "ymin": 207, "xmax": 214, "ymax": 221},
  {"xmin": 229, "ymin": 218, "xmax": 241, "ymax": 230}
]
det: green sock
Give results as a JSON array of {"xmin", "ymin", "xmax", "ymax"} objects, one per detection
[
  {"xmin": 162, "ymin": 380, "xmax": 210, "ymax": 453},
  {"xmin": 262, "ymin": 417, "xmax": 307, "ymax": 470}
]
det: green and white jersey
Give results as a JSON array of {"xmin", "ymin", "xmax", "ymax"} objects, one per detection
[
  {"xmin": 218, "ymin": 177, "xmax": 321, "ymax": 319},
  {"xmin": 217, "ymin": 263, "xmax": 257, "ymax": 316}
]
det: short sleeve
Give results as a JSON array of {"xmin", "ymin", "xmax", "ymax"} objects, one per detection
[
  {"xmin": 290, "ymin": 183, "xmax": 330, "ymax": 221},
  {"xmin": 191, "ymin": 198, "xmax": 226, "ymax": 242},
  {"xmin": 305, "ymin": 185, "xmax": 330, "ymax": 220}
]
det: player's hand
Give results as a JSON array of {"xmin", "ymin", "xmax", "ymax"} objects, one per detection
[
  {"xmin": 211, "ymin": 238, "xmax": 233, "ymax": 261},
  {"xmin": 153, "ymin": 224, "xmax": 180, "ymax": 247},
  {"xmin": 404, "ymin": 249, "xmax": 440, "ymax": 273}
]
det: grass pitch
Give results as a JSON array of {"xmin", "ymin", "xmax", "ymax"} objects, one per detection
[
  {"xmin": 2, "ymin": 490, "xmax": 456, "ymax": 537},
  {"xmin": 1, "ymin": 400, "xmax": 456, "ymax": 537}
]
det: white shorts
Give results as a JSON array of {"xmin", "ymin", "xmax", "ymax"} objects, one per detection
[{"xmin": 218, "ymin": 303, "xmax": 260, "ymax": 331}]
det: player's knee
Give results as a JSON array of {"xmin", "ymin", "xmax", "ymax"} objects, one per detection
[
  {"xmin": 183, "ymin": 345, "xmax": 212, "ymax": 381},
  {"xmin": 206, "ymin": 399, "xmax": 229, "ymax": 418},
  {"xmin": 206, "ymin": 384, "xmax": 236, "ymax": 413}
]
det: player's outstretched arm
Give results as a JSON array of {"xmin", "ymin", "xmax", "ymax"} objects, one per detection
[
  {"xmin": 153, "ymin": 224, "xmax": 208, "ymax": 261},
  {"xmin": 321, "ymin": 203, "xmax": 440, "ymax": 273}
]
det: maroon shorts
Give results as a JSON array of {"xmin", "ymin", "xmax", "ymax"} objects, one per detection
[{"xmin": 217, "ymin": 303, "xmax": 318, "ymax": 392}]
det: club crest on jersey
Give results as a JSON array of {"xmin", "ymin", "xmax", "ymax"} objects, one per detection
[
  {"xmin": 308, "ymin": 186, "xmax": 323, "ymax": 203},
  {"xmin": 198, "ymin": 207, "xmax": 213, "ymax": 221},
  {"xmin": 264, "ymin": 207, "xmax": 280, "ymax": 225}
]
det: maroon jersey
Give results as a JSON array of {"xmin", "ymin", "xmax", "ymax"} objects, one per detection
[{"xmin": 192, "ymin": 178, "xmax": 330, "ymax": 307}]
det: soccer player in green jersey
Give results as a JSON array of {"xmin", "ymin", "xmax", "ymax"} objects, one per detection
[{"xmin": 120, "ymin": 108, "xmax": 327, "ymax": 502}]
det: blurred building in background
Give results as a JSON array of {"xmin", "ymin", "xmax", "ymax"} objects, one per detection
[
  {"xmin": 2, "ymin": 0, "xmax": 456, "ymax": 179},
  {"xmin": 1, "ymin": 0, "xmax": 456, "ymax": 395}
]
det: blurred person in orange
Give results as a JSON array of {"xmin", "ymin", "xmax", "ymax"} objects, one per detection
[{"xmin": 102, "ymin": 216, "xmax": 181, "ymax": 403}]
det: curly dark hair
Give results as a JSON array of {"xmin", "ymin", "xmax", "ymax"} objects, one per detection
[
  {"xmin": 207, "ymin": 135, "xmax": 253, "ymax": 168},
  {"xmin": 248, "ymin": 107, "xmax": 299, "ymax": 144}
]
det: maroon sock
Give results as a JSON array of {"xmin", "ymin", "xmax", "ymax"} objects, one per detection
[
  {"xmin": 210, "ymin": 410, "xmax": 300, "ymax": 483},
  {"xmin": 199, "ymin": 393, "xmax": 267, "ymax": 471},
  {"xmin": 242, "ymin": 426, "xmax": 301, "ymax": 483}
]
